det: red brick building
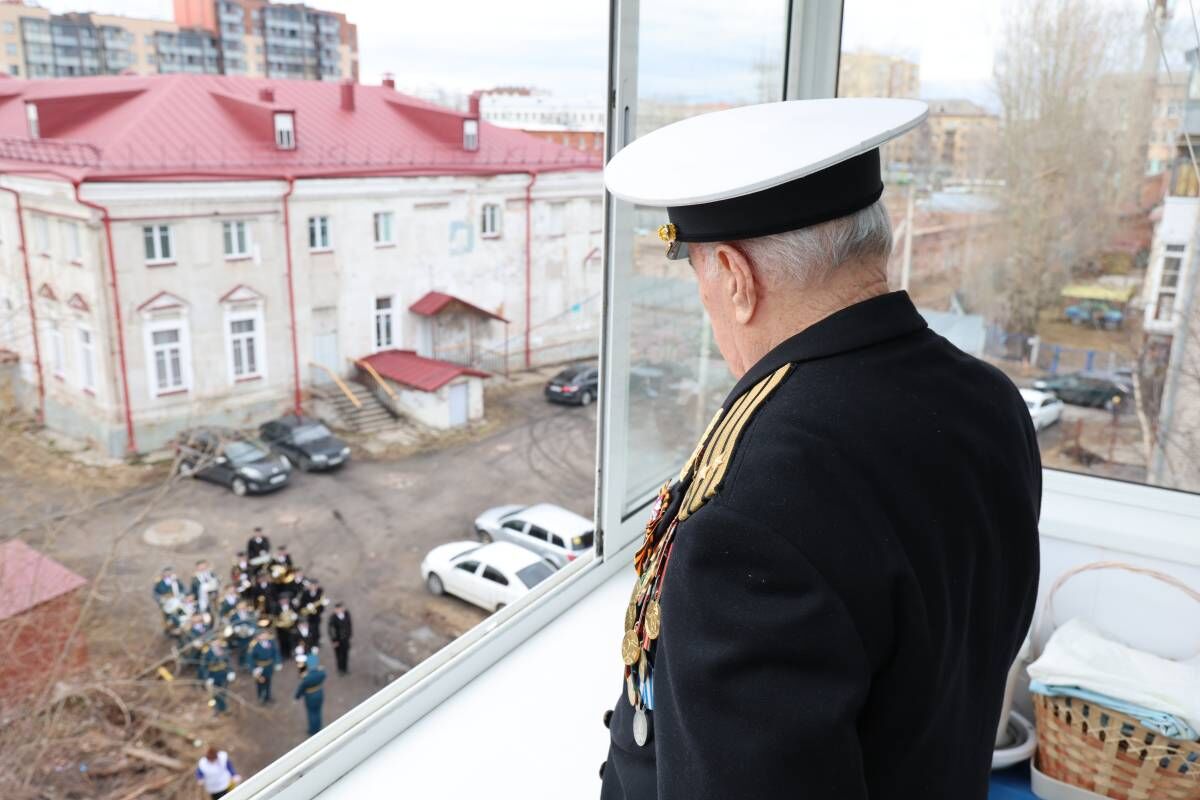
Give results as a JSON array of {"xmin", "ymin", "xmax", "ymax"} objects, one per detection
[{"xmin": 0, "ymin": 540, "xmax": 88, "ymax": 707}]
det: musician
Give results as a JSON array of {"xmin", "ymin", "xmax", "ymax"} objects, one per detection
[
  {"xmin": 247, "ymin": 527, "xmax": 271, "ymax": 566},
  {"xmin": 249, "ymin": 631, "xmax": 279, "ymax": 704},
  {"xmin": 247, "ymin": 574, "xmax": 276, "ymax": 616},
  {"xmin": 299, "ymin": 578, "xmax": 327, "ymax": 633},
  {"xmin": 218, "ymin": 586, "xmax": 241, "ymax": 621},
  {"xmin": 274, "ymin": 592, "xmax": 299, "ymax": 660},
  {"xmin": 183, "ymin": 613, "xmax": 210, "ymax": 681},
  {"xmin": 295, "ymin": 616, "xmax": 319, "ymax": 654},
  {"xmin": 329, "ymin": 602, "xmax": 353, "ymax": 675},
  {"xmin": 272, "ymin": 544, "xmax": 294, "ymax": 571},
  {"xmin": 277, "ymin": 565, "xmax": 302, "ymax": 595},
  {"xmin": 191, "ymin": 560, "xmax": 220, "ymax": 615},
  {"xmin": 229, "ymin": 601, "xmax": 258, "ymax": 669},
  {"xmin": 231, "ymin": 550, "xmax": 251, "ymax": 589},
  {"xmin": 203, "ymin": 639, "xmax": 235, "ymax": 715},
  {"xmin": 153, "ymin": 567, "xmax": 184, "ymax": 609}
]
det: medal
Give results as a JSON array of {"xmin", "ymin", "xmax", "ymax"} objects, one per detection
[
  {"xmin": 645, "ymin": 599, "xmax": 661, "ymax": 640},
  {"xmin": 633, "ymin": 708, "xmax": 649, "ymax": 747},
  {"xmin": 624, "ymin": 602, "xmax": 636, "ymax": 632},
  {"xmin": 621, "ymin": 630, "xmax": 640, "ymax": 665}
]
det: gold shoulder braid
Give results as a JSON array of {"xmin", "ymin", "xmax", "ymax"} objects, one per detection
[{"xmin": 619, "ymin": 363, "xmax": 792, "ymax": 746}]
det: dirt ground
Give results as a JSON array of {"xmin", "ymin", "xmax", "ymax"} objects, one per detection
[{"xmin": 4, "ymin": 379, "xmax": 598, "ymax": 781}]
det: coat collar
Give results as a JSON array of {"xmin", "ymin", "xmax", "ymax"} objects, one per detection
[{"xmin": 722, "ymin": 290, "xmax": 927, "ymax": 407}]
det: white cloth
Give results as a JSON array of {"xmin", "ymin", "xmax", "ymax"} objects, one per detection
[
  {"xmin": 196, "ymin": 752, "xmax": 233, "ymax": 794},
  {"xmin": 1028, "ymin": 618, "xmax": 1200, "ymax": 732}
]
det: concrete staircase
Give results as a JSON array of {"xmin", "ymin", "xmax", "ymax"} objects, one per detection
[{"xmin": 314, "ymin": 380, "xmax": 401, "ymax": 434}]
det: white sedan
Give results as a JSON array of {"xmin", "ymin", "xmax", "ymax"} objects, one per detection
[
  {"xmin": 420, "ymin": 541, "xmax": 557, "ymax": 612},
  {"xmin": 1020, "ymin": 388, "xmax": 1064, "ymax": 431}
]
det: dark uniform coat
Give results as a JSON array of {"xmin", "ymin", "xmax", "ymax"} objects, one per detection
[{"xmin": 600, "ymin": 292, "xmax": 1041, "ymax": 800}]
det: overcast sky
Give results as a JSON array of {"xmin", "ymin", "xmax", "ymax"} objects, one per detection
[{"xmin": 35, "ymin": 0, "xmax": 1179, "ymax": 106}]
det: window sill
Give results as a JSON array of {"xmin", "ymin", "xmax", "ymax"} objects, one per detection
[
  {"xmin": 82, "ymin": 387, "xmax": 95, "ymax": 397},
  {"xmin": 53, "ymin": 373, "xmax": 65, "ymax": 382},
  {"xmin": 480, "ymin": 233, "xmax": 501, "ymax": 240},
  {"xmin": 309, "ymin": 248, "xmax": 334, "ymax": 254},
  {"xmin": 36, "ymin": 252, "xmax": 50, "ymax": 258},
  {"xmin": 374, "ymin": 242, "xmax": 397, "ymax": 249},
  {"xmin": 235, "ymin": 374, "xmax": 263, "ymax": 383},
  {"xmin": 225, "ymin": 255, "xmax": 254, "ymax": 262},
  {"xmin": 145, "ymin": 260, "xmax": 176, "ymax": 268},
  {"xmin": 69, "ymin": 258, "xmax": 84, "ymax": 267},
  {"xmin": 154, "ymin": 388, "xmax": 188, "ymax": 398}
]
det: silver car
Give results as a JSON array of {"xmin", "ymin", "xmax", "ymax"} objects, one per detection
[{"xmin": 474, "ymin": 503, "xmax": 595, "ymax": 567}]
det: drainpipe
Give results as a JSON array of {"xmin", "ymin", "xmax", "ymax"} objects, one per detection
[
  {"xmin": 281, "ymin": 176, "xmax": 302, "ymax": 415},
  {"xmin": 0, "ymin": 183, "xmax": 44, "ymax": 423},
  {"xmin": 73, "ymin": 181, "xmax": 137, "ymax": 454},
  {"xmin": 524, "ymin": 172, "xmax": 537, "ymax": 370}
]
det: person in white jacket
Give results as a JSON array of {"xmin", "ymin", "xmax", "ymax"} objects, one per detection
[{"xmin": 195, "ymin": 747, "xmax": 241, "ymax": 799}]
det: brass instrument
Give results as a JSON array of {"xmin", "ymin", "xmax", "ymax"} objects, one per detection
[
  {"xmin": 275, "ymin": 604, "xmax": 297, "ymax": 629},
  {"xmin": 302, "ymin": 597, "xmax": 329, "ymax": 617}
]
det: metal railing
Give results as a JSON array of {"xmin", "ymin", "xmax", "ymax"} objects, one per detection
[
  {"xmin": 308, "ymin": 361, "xmax": 361, "ymax": 408},
  {"xmin": 354, "ymin": 358, "xmax": 398, "ymax": 403}
]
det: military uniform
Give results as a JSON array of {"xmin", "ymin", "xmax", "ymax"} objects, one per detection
[
  {"xmin": 598, "ymin": 292, "xmax": 1041, "ymax": 798},
  {"xmin": 329, "ymin": 609, "xmax": 352, "ymax": 674},
  {"xmin": 229, "ymin": 608, "xmax": 258, "ymax": 668},
  {"xmin": 294, "ymin": 658, "xmax": 326, "ymax": 735},
  {"xmin": 202, "ymin": 645, "xmax": 233, "ymax": 714},
  {"xmin": 250, "ymin": 637, "xmax": 279, "ymax": 703}
]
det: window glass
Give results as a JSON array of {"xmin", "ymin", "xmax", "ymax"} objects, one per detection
[
  {"xmin": 143, "ymin": 224, "xmax": 172, "ymax": 262},
  {"xmin": 308, "ymin": 215, "xmax": 331, "ymax": 249},
  {"xmin": 838, "ymin": 1, "xmax": 1199, "ymax": 493},
  {"xmin": 502, "ymin": 519, "xmax": 526, "ymax": 532},
  {"xmin": 455, "ymin": 560, "xmax": 479, "ymax": 574},
  {"xmin": 527, "ymin": 526, "xmax": 549, "ymax": 542},
  {"xmin": 374, "ymin": 211, "xmax": 394, "ymax": 244},
  {"xmin": 516, "ymin": 561, "xmax": 554, "ymax": 589},
  {"xmin": 482, "ymin": 566, "xmax": 508, "ymax": 585},
  {"xmin": 223, "ymin": 220, "xmax": 250, "ymax": 257},
  {"xmin": 374, "ymin": 296, "xmax": 393, "ymax": 349},
  {"xmin": 616, "ymin": 0, "xmax": 788, "ymax": 512},
  {"xmin": 549, "ymin": 534, "xmax": 565, "ymax": 548}
]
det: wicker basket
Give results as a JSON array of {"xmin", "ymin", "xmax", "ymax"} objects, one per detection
[{"xmin": 1032, "ymin": 561, "xmax": 1200, "ymax": 800}]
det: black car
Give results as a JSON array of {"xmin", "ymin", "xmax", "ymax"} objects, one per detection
[
  {"xmin": 259, "ymin": 414, "xmax": 350, "ymax": 471},
  {"xmin": 173, "ymin": 427, "xmax": 292, "ymax": 496},
  {"xmin": 1031, "ymin": 372, "xmax": 1131, "ymax": 410},
  {"xmin": 544, "ymin": 363, "xmax": 599, "ymax": 406}
]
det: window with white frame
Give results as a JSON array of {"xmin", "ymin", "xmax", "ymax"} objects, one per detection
[
  {"xmin": 374, "ymin": 296, "xmax": 393, "ymax": 350},
  {"xmin": 142, "ymin": 224, "xmax": 173, "ymax": 263},
  {"xmin": 78, "ymin": 327, "xmax": 95, "ymax": 391},
  {"xmin": 223, "ymin": 220, "xmax": 251, "ymax": 258},
  {"xmin": 25, "ymin": 101, "xmax": 38, "ymax": 139},
  {"xmin": 463, "ymin": 118, "xmax": 479, "ymax": 151},
  {"xmin": 32, "ymin": 214, "xmax": 49, "ymax": 254},
  {"xmin": 1156, "ymin": 244, "xmax": 1185, "ymax": 321},
  {"xmin": 274, "ymin": 111, "xmax": 295, "ymax": 149},
  {"xmin": 480, "ymin": 203, "xmax": 501, "ymax": 237},
  {"xmin": 147, "ymin": 322, "xmax": 188, "ymax": 395},
  {"xmin": 63, "ymin": 220, "xmax": 81, "ymax": 262},
  {"xmin": 227, "ymin": 310, "xmax": 263, "ymax": 380},
  {"xmin": 308, "ymin": 215, "xmax": 331, "ymax": 250},
  {"xmin": 547, "ymin": 202, "xmax": 566, "ymax": 237},
  {"xmin": 373, "ymin": 211, "xmax": 394, "ymax": 246},
  {"xmin": 47, "ymin": 324, "xmax": 64, "ymax": 378}
]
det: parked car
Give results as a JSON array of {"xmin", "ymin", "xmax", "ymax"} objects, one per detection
[
  {"xmin": 1031, "ymin": 372, "xmax": 1130, "ymax": 410},
  {"xmin": 1064, "ymin": 300, "xmax": 1123, "ymax": 330},
  {"xmin": 259, "ymin": 414, "xmax": 350, "ymax": 471},
  {"xmin": 473, "ymin": 503, "xmax": 595, "ymax": 567},
  {"xmin": 173, "ymin": 427, "xmax": 291, "ymax": 496},
  {"xmin": 421, "ymin": 541, "xmax": 558, "ymax": 612},
  {"xmin": 544, "ymin": 363, "xmax": 599, "ymax": 406},
  {"xmin": 1019, "ymin": 388, "xmax": 1064, "ymax": 431}
]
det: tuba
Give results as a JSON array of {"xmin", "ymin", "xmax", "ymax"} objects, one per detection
[{"xmin": 276, "ymin": 604, "xmax": 297, "ymax": 629}]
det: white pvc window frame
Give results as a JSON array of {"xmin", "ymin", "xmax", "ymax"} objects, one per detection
[
  {"xmin": 223, "ymin": 219, "xmax": 252, "ymax": 259},
  {"xmin": 225, "ymin": 303, "xmax": 266, "ymax": 383},
  {"xmin": 78, "ymin": 325, "xmax": 96, "ymax": 392},
  {"xmin": 144, "ymin": 315, "xmax": 192, "ymax": 398},
  {"xmin": 373, "ymin": 295, "xmax": 394, "ymax": 351}
]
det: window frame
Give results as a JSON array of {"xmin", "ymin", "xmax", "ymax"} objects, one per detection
[
  {"xmin": 63, "ymin": 219, "xmax": 82, "ymax": 263},
  {"xmin": 274, "ymin": 111, "xmax": 296, "ymax": 150},
  {"xmin": 142, "ymin": 223, "xmax": 174, "ymax": 265},
  {"xmin": 373, "ymin": 295, "xmax": 394, "ymax": 351},
  {"xmin": 373, "ymin": 211, "xmax": 395, "ymax": 247},
  {"xmin": 223, "ymin": 219, "xmax": 252, "ymax": 259},
  {"xmin": 78, "ymin": 325, "xmax": 96, "ymax": 392},
  {"xmin": 46, "ymin": 323, "xmax": 65, "ymax": 379},
  {"xmin": 308, "ymin": 215, "xmax": 332, "ymax": 251},
  {"xmin": 31, "ymin": 213, "xmax": 49, "ymax": 255},
  {"xmin": 225, "ymin": 303, "xmax": 266, "ymax": 383},
  {"xmin": 480, "ymin": 203, "xmax": 501, "ymax": 238},
  {"xmin": 144, "ymin": 316, "xmax": 191, "ymax": 398}
]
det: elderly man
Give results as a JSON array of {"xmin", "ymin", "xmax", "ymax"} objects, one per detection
[{"xmin": 598, "ymin": 99, "xmax": 1041, "ymax": 798}]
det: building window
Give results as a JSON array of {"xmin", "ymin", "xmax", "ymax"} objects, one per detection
[
  {"xmin": 32, "ymin": 214, "xmax": 49, "ymax": 254},
  {"xmin": 308, "ymin": 215, "xmax": 331, "ymax": 250},
  {"xmin": 547, "ymin": 202, "xmax": 566, "ymax": 237},
  {"xmin": 24, "ymin": 102, "xmax": 37, "ymax": 138},
  {"xmin": 63, "ymin": 220, "xmax": 81, "ymax": 262},
  {"xmin": 374, "ymin": 296, "xmax": 393, "ymax": 350},
  {"xmin": 373, "ymin": 211, "xmax": 394, "ymax": 245},
  {"xmin": 148, "ymin": 324, "xmax": 187, "ymax": 394},
  {"xmin": 480, "ymin": 203, "xmax": 501, "ymax": 237},
  {"xmin": 228, "ymin": 314, "xmax": 262, "ymax": 379},
  {"xmin": 78, "ymin": 327, "xmax": 95, "ymax": 391},
  {"xmin": 463, "ymin": 118, "xmax": 479, "ymax": 151},
  {"xmin": 274, "ymin": 111, "xmax": 295, "ymax": 149},
  {"xmin": 1156, "ymin": 244, "xmax": 1185, "ymax": 321},
  {"xmin": 223, "ymin": 220, "xmax": 251, "ymax": 258},
  {"xmin": 47, "ymin": 324, "xmax": 64, "ymax": 378},
  {"xmin": 143, "ymin": 224, "xmax": 173, "ymax": 263}
]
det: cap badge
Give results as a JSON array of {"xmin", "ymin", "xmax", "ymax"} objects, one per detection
[{"xmin": 656, "ymin": 223, "xmax": 677, "ymax": 243}]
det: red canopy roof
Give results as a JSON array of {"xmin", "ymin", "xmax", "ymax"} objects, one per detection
[
  {"xmin": 409, "ymin": 291, "xmax": 508, "ymax": 322},
  {"xmin": 0, "ymin": 74, "xmax": 601, "ymax": 182},
  {"xmin": 0, "ymin": 539, "xmax": 86, "ymax": 621},
  {"xmin": 362, "ymin": 349, "xmax": 489, "ymax": 393}
]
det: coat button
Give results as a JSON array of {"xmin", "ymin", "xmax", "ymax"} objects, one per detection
[
  {"xmin": 603, "ymin": 709, "xmax": 613, "ymax": 728},
  {"xmin": 599, "ymin": 761, "xmax": 606, "ymax": 779}
]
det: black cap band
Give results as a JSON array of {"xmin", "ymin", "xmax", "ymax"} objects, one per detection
[{"xmin": 667, "ymin": 148, "xmax": 882, "ymax": 243}]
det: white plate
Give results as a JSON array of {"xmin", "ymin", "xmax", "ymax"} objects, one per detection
[{"xmin": 992, "ymin": 710, "xmax": 1038, "ymax": 770}]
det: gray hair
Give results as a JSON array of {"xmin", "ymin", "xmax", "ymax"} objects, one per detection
[{"xmin": 705, "ymin": 199, "xmax": 893, "ymax": 288}]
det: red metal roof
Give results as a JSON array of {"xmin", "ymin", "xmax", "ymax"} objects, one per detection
[
  {"xmin": 362, "ymin": 349, "xmax": 489, "ymax": 393},
  {"xmin": 0, "ymin": 539, "xmax": 86, "ymax": 621},
  {"xmin": 409, "ymin": 291, "xmax": 508, "ymax": 322},
  {"xmin": 0, "ymin": 75, "xmax": 601, "ymax": 182}
]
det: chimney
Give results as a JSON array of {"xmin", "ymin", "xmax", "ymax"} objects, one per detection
[
  {"xmin": 259, "ymin": 87, "xmax": 275, "ymax": 103},
  {"xmin": 340, "ymin": 80, "xmax": 355, "ymax": 111},
  {"xmin": 468, "ymin": 90, "xmax": 482, "ymax": 118},
  {"xmin": 381, "ymin": 72, "xmax": 395, "ymax": 90}
]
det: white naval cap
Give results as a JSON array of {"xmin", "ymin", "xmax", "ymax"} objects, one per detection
[{"xmin": 604, "ymin": 98, "xmax": 928, "ymax": 259}]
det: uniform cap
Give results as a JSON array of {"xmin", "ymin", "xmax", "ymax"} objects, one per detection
[{"xmin": 603, "ymin": 98, "xmax": 927, "ymax": 259}]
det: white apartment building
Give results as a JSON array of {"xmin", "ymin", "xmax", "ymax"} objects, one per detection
[{"xmin": 0, "ymin": 75, "xmax": 602, "ymax": 455}]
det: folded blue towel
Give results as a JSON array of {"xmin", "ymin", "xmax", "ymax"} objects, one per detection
[{"xmin": 1031, "ymin": 681, "xmax": 1199, "ymax": 741}]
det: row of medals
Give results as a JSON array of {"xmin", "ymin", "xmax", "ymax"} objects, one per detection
[{"xmin": 621, "ymin": 480, "xmax": 680, "ymax": 747}]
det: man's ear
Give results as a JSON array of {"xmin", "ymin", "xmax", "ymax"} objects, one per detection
[{"xmin": 712, "ymin": 243, "xmax": 758, "ymax": 324}]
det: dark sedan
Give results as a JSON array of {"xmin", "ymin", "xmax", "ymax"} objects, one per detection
[
  {"xmin": 544, "ymin": 363, "xmax": 599, "ymax": 406},
  {"xmin": 173, "ymin": 428, "xmax": 292, "ymax": 496},
  {"xmin": 259, "ymin": 414, "xmax": 350, "ymax": 471},
  {"xmin": 1031, "ymin": 372, "xmax": 1131, "ymax": 410}
]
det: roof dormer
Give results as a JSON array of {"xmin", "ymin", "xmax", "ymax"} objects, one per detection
[{"xmin": 274, "ymin": 111, "xmax": 295, "ymax": 150}]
